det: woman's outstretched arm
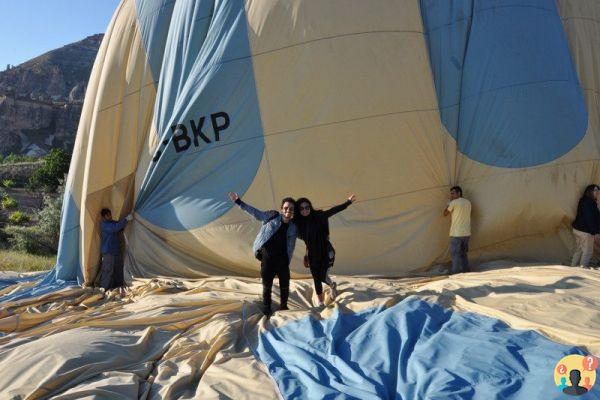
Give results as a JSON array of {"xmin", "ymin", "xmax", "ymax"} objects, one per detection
[{"xmin": 324, "ymin": 194, "xmax": 356, "ymax": 218}]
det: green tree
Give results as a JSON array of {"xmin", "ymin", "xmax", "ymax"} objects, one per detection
[{"xmin": 29, "ymin": 149, "xmax": 70, "ymax": 192}]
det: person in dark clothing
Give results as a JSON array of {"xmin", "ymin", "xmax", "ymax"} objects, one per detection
[
  {"xmin": 571, "ymin": 184, "xmax": 600, "ymax": 268},
  {"xmin": 99, "ymin": 208, "xmax": 133, "ymax": 290},
  {"xmin": 295, "ymin": 194, "xmax": 355, "ymax": 307},
  {"xmin": 229, "ymin": 192, "xmax": 297, "ymax": 316}
]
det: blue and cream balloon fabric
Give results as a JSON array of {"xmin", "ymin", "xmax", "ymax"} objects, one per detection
[
  {"xmin": 2, "ymin": 267, "xmax": 600, "ymax": 398},
  {"xmin": 47, "ymin": 0, "xmax": 600, "ymax": 285}
]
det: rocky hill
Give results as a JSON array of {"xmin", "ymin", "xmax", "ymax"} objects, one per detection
[{"xmin": 0, "ymin": 34, "xmax": 103, "ymax": 156}]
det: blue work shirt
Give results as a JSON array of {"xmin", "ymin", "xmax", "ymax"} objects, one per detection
[{"xmin": 100, "ymin": 218, "xmax": 128, "ymax": 255}]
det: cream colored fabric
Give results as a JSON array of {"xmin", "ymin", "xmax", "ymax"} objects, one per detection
[
  {"xmin": 1, "ymin": 265, "xmax": 599, "ymax": 398},
  {"xmin": 447, "ymin": 197, "xmax": 472, "ymax": 237},
  {"xmin": 415, "ymin": 263, "xmax": 600, "ymax": 355},
  {"xmin": 241, "ymin": 0, "xmax": 455, "ymax": 276},
  {"xmin": 0, "ymin": 278, "xmax": 281, "ymax": 399}
]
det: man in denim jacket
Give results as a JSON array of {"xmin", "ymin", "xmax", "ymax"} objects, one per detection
[{"xmin": 229, "ymin": 192, "xmax": 297, "ymax": 316}]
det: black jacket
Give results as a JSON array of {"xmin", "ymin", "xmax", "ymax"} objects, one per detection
[
  {"xmin": 296, "ymin": 200, "xmax": 351, "ymax": 269},
  {"xmin": 572, "ymin": 196, "xmax": 600, "ymax": 235}
]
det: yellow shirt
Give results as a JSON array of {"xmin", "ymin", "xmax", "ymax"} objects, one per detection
[{"xmin": 447, "ymin": 197, "xmax": 471, "ymax": 237}]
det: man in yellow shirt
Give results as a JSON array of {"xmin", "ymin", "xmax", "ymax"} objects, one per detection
[{"xmin": 443, "ymin": 186, "xmax": 472, "ymax": 274}]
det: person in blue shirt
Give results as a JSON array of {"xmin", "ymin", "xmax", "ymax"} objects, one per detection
[
  {"xmin": 99, "ymin": 208, "xmax": 132, "ymax": 290},
  {"xmin": 229, "ymin": 192, "xmax": 297, "ymax": 316}
]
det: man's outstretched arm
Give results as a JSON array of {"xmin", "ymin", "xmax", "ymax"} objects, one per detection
[{"xmin": 228, "ymin": 192, "xmax": 274, "ymax": 222}]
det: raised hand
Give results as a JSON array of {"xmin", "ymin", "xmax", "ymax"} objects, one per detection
[
  {"xmin": 348, "ymin": 194, "xmax": 356, "ymax": 203},
  {"xmin": 228, "ymin": 192, "xmax": 239, "ymax": 202}
]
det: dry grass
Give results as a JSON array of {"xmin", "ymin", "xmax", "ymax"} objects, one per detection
[{"xmin": 0, "ymin": 249, "xmax": 54, "ymax": 272}]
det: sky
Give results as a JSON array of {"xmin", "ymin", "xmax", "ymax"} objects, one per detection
[{"xmin": 0, "ymin": 0, "xmax": 121, "ymax": 68}]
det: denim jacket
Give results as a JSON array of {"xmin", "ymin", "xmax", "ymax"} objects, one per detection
[{"xmin": 236, "ymin": 199, "xmax": 297, "ymax": 263}]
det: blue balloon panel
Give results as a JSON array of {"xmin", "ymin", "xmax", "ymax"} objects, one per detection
[
  {"xmin": 55, "ymin": 190, "xmax": 83, "ymax": 282},
  {"xmin": 135, "ymin": 0, "xmax": 264, "ymax": 231},
  {"xmin": 134, "ymin": 0, "xmax": 177, "ymax": 81},
  {"xmin": 256, "ymin": 297, "xmax": 596, "ymax": 399},
  {"xmin": 420, "ymin": 0, "xmax": 587, "ymax": 168}
]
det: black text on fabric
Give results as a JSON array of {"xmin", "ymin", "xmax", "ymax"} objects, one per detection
[{"xmin": 152, "ymin": 111, "xmax": 230, "ymax": 162}]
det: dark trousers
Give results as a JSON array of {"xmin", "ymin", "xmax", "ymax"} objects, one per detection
[
  {"xmin": 260, "ymin": 252, "xmax": 290, "ymax": 311},
  {"xmin": 450, "ymin": 236, "xmax": 470, "ymax": 274},
  {"xmin": 310, "ymin": 263, "xmax": 330, "ymax": 295},
  {"xmin": 99, "ymin": 253, "xmax": 124, "ymax": 290}
]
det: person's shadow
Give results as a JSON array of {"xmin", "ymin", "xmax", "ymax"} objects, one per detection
[{"xmin": 563, "ymin": 369, "xmax": 588, "ymax": 395}]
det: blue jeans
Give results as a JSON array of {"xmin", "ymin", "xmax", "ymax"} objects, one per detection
[{"xmin": 450, "ymin": 236, "xmax": 470, "ymax": 274}]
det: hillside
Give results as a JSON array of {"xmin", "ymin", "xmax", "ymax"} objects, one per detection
[{"xmin": 0, "ymin": 34, "xmax": 102, "ymax": 156}]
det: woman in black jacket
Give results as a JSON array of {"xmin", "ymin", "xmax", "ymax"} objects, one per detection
[
  {"xmin": 571, "ymin": 184, "xmax": 600, "ymax": 268},
  {"xmin": 295, "ymin": 194, "xmax": 355, "ymax": 306}
]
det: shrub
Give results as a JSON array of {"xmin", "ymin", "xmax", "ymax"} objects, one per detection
[
  {"xmin": 8, "ymin": 211, "xmax": 30, "ymax": 224},
  {"xmin": 28, "ymin": 149, "xmax": 70, "ymax": 192},
  {"xmin": 1, "ymin": 179, "xmax": 15, "ymax": 188},
  {"xmin": 4, "ymin": 182, "xmax": 64, "ymax": 255},
  {"xmin": 37, "ymin": 188, "xmax": 63, "ymax": 251},
  {"xmin": 5, "ymin": 226, "xmax": 54, "ymax": 255},
  {"xmin": 1, "ymin": 196, "xmax": 18, "ymax": 209}
]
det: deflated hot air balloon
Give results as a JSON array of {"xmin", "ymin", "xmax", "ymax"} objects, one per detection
[
  {"xmin": 2, "ymin": 0, "xmax": 600, "ymax": 398},
  {"xmin": 51, "ymin": 0, "xmax": 598, "ymax": 284}
]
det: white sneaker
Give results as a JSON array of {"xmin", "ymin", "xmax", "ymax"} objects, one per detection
[{"xmin": 330, "ymin": 282, "xmax": 338, "ymax": 300}]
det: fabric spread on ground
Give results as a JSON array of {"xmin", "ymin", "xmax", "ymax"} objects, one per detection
[{"xmin": 1, "ymin": 265, "xmax": 598, "ymax": 399}]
